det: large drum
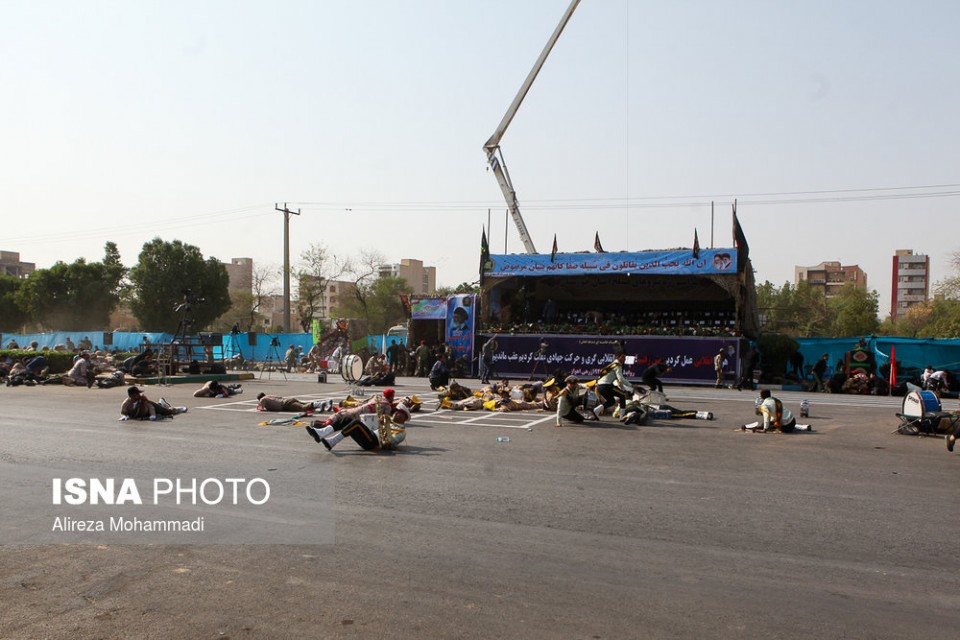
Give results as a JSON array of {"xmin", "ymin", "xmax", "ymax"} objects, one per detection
[
  {"xmin": 341, "ymin": 354, "xmax": 363, "ymax": 383},
  {"xmin": 901, "ymin": 389, "xmax": 941, "ymax": 419}
]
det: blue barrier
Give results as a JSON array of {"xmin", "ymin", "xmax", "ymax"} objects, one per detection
[
  {"xmin": 0, "ymin": 331, "xmax": 317, "ymax": 363},
  {"xmin": 795, "ymin": 336, "xmax": 960, "ymax": 379}
]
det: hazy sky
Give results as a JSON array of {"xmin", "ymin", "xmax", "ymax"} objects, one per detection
[{"xmin": 2, "ymin": 0, "xmax": 958, "ymax": 319}]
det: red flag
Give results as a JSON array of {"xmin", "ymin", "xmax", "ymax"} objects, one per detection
[
  {"xmin": 550, "ymin": 234, "xmax": 558, "ymax": 263},
  {"xmin": 889, "ymin": 345, "xmax": 897, "ymax": 392}
]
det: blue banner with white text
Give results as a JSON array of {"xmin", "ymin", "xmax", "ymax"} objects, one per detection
[{"xmin": 483, "ymin": 249, "xmax": 737, "ymax": 278}]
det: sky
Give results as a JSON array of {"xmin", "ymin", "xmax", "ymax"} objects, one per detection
[{"xmin": 2, "ymin": 0, "xmax": 959, "ymax": 320}]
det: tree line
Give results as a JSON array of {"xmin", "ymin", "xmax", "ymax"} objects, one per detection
[
  {"xmin": 0, "ymin": 239, "xmax": 419, "ymax": 337},
  {"xmin": 756, "ymin": 250, "xmax": 960, "ymax": 338},
  {"xmin": 3, "ymin": 239, "xmax": 957, "ymax": 339}
]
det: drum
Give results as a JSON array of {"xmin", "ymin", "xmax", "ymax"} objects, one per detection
[
  {"xmin": 341, "ymin": 354, "xmax": 363, "ymax": 383},
  {"xmin": 901, "ymin": 389, "xmax": 941, "ymax": 419}
]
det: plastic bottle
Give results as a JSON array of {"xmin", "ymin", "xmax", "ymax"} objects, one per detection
[
  {"xmin": 496, "ymin": 436, "xmax": 511, "ymax": 443},
  {"xmin": 800, "ymin": 399, "xmax": 809, "ymax": 418}
]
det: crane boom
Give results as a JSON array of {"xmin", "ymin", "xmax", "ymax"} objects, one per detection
[{"xmin": 483, "ymin": 0, "xmax": 581, "ymax": 255}]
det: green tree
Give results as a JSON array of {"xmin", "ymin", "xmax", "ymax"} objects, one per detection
[
  {"xmin": 336, "ymin": 276, "xmax": 412, "ymax": 335},
  {"xmin": 213, "ymin": 263, "xmax": 277, "ymax": 333},
  {"xmin": 213, "ymin": 290, "xmax": 258, "ymax": 333},
  {"xmin": 435, "ymin": 282, "xmax": 480, "ymax": 296},
  {"xmin": 916, "ymin": 299, "xmax": 960, "ymax": 338},
  {"xmin": 128, "ymin": 238, "xmax": 230, "ymax": 333},
  {"xmin": 14, "ymin": 243, "xmax": 125, "ymax": 330},
  {"xmin": 826, "ymin": 284, "xmax": 879, "ymax": 337},
  {"xmin": 878, "ymin": 302, "xmax": 932, "ymax": 338},
  {"xmin": 755, "ymin": 280, "xmax": 830, "ymax": 337},
  {"xmin": 0, "ymin": 275, "xmax": 29, "ymax": 331}
]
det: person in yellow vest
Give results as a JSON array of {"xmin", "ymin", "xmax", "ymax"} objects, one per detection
[
  {"xmin": 593, "ymin": 353, "xmax": 633, "ymax": 419},
  {"xmin": 555, "ymin": 375, "xmax": 598, "ymax": 427}
]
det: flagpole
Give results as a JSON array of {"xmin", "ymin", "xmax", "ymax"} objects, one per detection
[
  {"xmin": 504, "ymin": 209, "xmax": 508, "ymax": 253},
  {"xmin": 710, "ymin": 200, "xmax": 714, "ymax": 248}
]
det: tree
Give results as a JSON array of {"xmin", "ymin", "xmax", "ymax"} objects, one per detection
[
  {"xmin": 916, "ymin": 299, "xmax": 960, "ymax": 338},
  {"xmin": 295, "ymin": 244, "xmax": 349, "ymax": 332},
  {"xmin": 934, "ymin": 250, "xmax": 960, "ymax": 299},
  {"xmin": 826, "ymin": 284, "xmax": 879, "ymax": 337},
  {"xmin": 754, "ymin": 279, "xmax": 881, "ymax": 338},
  {"xmin": 336, "ymin": 275, "xmax": 412, "ymax": 335},
  {"xmin": 436, "ymin": 282, "xmax": 480, "ymax": 296},
  {"xmin": 14, "ymin": 243, "xmax": 125, "ymax": 331},
  {"xmin": 128, "ymin": 238, "xmax": 231, "ymax": 333},
  {"xmin": 212, "ymin": 263, "xmax": 277, "ymax": 332},
  {"xmin": 213, "ymin": 290, "xmax": 257, "ymax": 333},
  {"xmin": 878, "ymin": 248, "xmax": 960, "ymax": 338},
  {"xmin": 335, "ymin": 250, "xmax": 385, "ymax": 331},
  {"xmin": 250, "ymin": 262, "xmax": 277, "ymax": 331},
  {"xmin": 754, "ymin": 280, "xmax": 830, "ymax": 337},
  {"xmin": 0, "ymin": 275, "xmax": 29, "ymax": 331}
]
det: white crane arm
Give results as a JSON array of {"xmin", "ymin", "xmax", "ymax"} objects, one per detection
[{"xmin": 483, "ymin": 0, "xmax": 581, "ymax": 255}]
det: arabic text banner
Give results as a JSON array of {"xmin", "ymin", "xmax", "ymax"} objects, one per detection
[
  {"xmin": 480, "ymin": 334, "xmax": 745, "ymax": 384},
  {"xmin": 483, "ymin": 249, "xmax": 737, "ymax": 277}
]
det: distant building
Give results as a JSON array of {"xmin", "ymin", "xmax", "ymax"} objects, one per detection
[
  {"xmin": 0, "ymin": 251, "xmax": 35, "ymax": 278},
  {"xmin": 378, "ymin": 258, "xmax": 436, "ymax": 295},
  {"xmin": 794, "ymin": 261, "xmax": 867, "ymax": 298},
  {"xmin": 890, "ymin": 249, "xmax": 930, "ymax": 320},
  {"xmin": 224, "ymin": 257, "xmax": 253, "ymax": 293},
  {"xmin": 260, "ymin": 294, "xmax": 298, "ymax": 333},
  {"xmin": 296, "ymin": 277, "xmax": 357, "ymax": 325}
]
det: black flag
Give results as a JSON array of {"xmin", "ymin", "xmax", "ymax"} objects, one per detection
[
  {"xmin": 479, "ymin": 229, "xmax": 490, "ymax": 274},
  {"xmin": 550, "ymin": 234, "xmax": 558, "ymax": 263},
  {"xmin": 693, "ymin": 229, "xmax": 700, "ymax": 259},
  {"xmin": 479, "ymin": 228, "xmax": 490, "ymax": 284},
  {"xmin": 732, "ymin": 201, "xmax": 749, "ymax": 267},
  {"xmin": 594, "ymin": 232, "xmax": 604, "ymax": 253}
]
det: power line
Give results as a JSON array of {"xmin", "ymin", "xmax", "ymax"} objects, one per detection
[
  {"xmin": 290, "ymin": 190, "xmax": 960, "ymax": 213},
  {"xmin": 289, "ymin": 181, "xmax": 960, "ymax": 207},
  {"xmin": 3, "ymin": 204, "xmax": 272, "ymax": 246},
  {"xmin": 5, "ymin": 180, "xmax": 959, "ymax": 250}
]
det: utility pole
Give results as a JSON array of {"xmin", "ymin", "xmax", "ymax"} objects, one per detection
[{"xmin": 275, "ymin": 203, "xmax": 300, "ymax": 333}]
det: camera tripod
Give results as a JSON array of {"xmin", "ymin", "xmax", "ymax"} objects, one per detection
[
  {"xmin": 258, "ymin": 337, "xmax": 287, "ymax": 380},
  {"xmin": 224, "ymin": 329, "xmax": 244, "ymax": 370},
  {"xmin": 529, "ymin": 339, "xmax": 550, "ymax": 379}
]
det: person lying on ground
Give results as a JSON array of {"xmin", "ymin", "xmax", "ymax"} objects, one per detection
[
  {"xmin": 120, "ymin": 386, "xmax": 186, "ymax": 420},
  {"xmin": 256, "ymin": 392, "xmax": 329, "ymax": 413},
  {"xmin": 193, "ymin": 379, "xmax": 243, "ymax": 398}
]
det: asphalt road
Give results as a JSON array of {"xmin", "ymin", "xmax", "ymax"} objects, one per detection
[{"xmin": 2, "ymin": 375, "xmax": 959, "ymax": 639}]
